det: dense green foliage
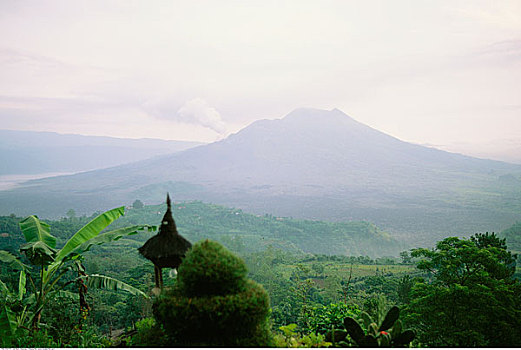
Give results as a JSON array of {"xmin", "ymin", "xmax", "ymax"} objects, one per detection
[
  {"xmin": 2, "ymin": 200, "xmax": 403, "ymax": 256},
  {"xmin": 341, "ymin": 306, "xmax": 415, "ymax": 347},
  {"xmin": 304, "ymin": 303, "xmax": 360, "ymax": 335},
  {"xmin": 0, "ymin": 205, "xmax": 417, "ymax": 347},
  {"xmin": 406, "ymin": 233, "xmax": 521, "ymax": 347},
  {"xmin": 2, "ymin": 200, "xmax": 521, "ymax": 347},
  {"xmin": 125, "ymin": 317, "xmax": 167, "ymax": 347},
  {"xmin": 113, "ymin": 200, "xmax": 404, "ymax": 256},
  {"xmin": 177, "ymin": 239, "xmax": 247, "ymax": 296},
  {"xmin": 153, "ymin": 240, "xmax": 272, "ymax": 347},
  {"xmin": 0, "ymin": 208, "xmax": 152, "ymax": 347}
]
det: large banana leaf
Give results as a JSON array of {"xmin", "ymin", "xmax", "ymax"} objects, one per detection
[
  {"xmin": 0, "ymin": 250, "xmax": 26, "ymax": 271},
  {"xmin": 22, "ymin": 293, "xmax": 36, "ymax": 306},
  {"xmin": 18, "ymin": 271, "xmax": 26, "ymax": 301},
  {"xmin": 76, "ymin": 225, "xmax": 156, "ymax": 254},
  {"xmin": 86, "ymin": 274, "xmax": 148, "ymax": 298},
  {"xmin": 0, "ymin": 303, "xmax": 17, "ymax": 337},
  {"xmin": 20, "ymin": 241, "xmax": 57, "ymax": 265},
  {"xmin": 55, "ymin": 207, "xmax": 125, "ymax": 262},
  {"xmin": 378, "ymin": 306, "xmax": 400, "ymax": 332},
  {"xmin": 19, "ymin": 215, "xmax": 56, "ymax": 248}
]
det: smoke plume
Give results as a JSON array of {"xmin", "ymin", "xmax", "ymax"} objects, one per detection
[{"xmin": 177, "ymin": 98, "xmax": 227, "ymax": 136}]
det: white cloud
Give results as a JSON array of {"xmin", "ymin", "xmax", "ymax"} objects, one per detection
[
  {"xmin": 176, "ymin": 98, "xmax": 227, "ymax": 136},
  {"xmin": 0, "ymin": 1, "xmax": 521, "ymax": 148}
]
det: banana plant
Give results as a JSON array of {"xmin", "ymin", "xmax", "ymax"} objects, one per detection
[
  {"xmin": 325, "ymin": 306, "xmax": 415, "ymax": 347},
  {"xmin": 0, "ymin": 269, "xmax": 33, "ymax": 344},
  {"xmin": 0, "ymin": 206, "xmax": 155, "ymax": 340}
]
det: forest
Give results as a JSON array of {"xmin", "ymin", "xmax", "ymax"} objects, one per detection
[{"xmin": 1, "ymin": 200, "xmax": 521, "ymax": 347}]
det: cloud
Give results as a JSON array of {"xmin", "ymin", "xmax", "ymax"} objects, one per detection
[
  {"xmin": 176, "ymin": 98, "xmax": 227, "ymax": 136},
  {"xmin": 0, "ymin": 47, "xmax": 71, "ymax": 69},
  {"xmin": 475, "ymin": 39, "xmax": 521, "ymax": 64}
]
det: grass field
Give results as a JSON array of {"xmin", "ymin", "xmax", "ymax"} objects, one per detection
[{"xmin": 277, "ymin": 261, "xmax": 416, "ymax": 280}]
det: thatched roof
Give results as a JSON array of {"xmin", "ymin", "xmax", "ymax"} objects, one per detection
[{"xmin": 138, "ymin": 194, "xmax": 192, "ymax": 269}]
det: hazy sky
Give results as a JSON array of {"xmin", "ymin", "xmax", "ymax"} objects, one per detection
[{"xmin": 1, "ymin": 1, "xmax": 520, "ymax": 148}]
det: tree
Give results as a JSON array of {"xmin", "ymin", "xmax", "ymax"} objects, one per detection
[
  {"xmin": 132, "ymin": 200, "xmax": 144, "ymax": 209},
  {"xmin": 153, "ymin": 240, "xmax": 272, "ymax": 346},
  {"xmin": 311, "ymin": 262, "xmax": 325, "ymax": 276},
  {"xmin": 303, "ymin": 302, "xmax": 360, "ymax": 335},
  {"xmin": 399, "ymin": 251, "xmax": 411, "ymax": 264},
  {"xmin": 396, "ymin": 275, "xmax": 412, "ymax": 305},
  {"xmin": 0, "ymin": 207, "xmax": 154, "ymax": 344},
  {"xmin": 66, "ymin": 209, "xmax": 76, "ymax": 219},
  {"xmin": 287, "ymin": 264, "xmax": 317, "ymax": 330},
  {"xmin": 406, "ymin": 233, "xmax": 521, "ymax": 347}
]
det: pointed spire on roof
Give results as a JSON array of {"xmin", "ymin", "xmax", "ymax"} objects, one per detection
[
  {"xmin": 138, "ymin": 193, "xmax": 192, "ymax": 270},
  {"xmin": 158, "ymin": 192, "xmax": 177, "ymax": 237}
]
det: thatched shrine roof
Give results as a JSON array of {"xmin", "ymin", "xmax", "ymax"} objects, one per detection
[{"xmin": 138, "ymin": 194, "xmax": 192, "ymax": 269}]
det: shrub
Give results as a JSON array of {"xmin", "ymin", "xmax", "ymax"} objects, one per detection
[
  {"xmin": 126, "ymin": 317, "xmax": 167, "ymax": 347},
  {"xmin": 338, "ymin": 306, "xmax": 415, "ymax": 347},
  {"xmin": 153, "ymin": 239, "xmax": 272, "ymax": 346},
  {"xmin": 304, "ymin": 302, "xmax": 361, "ymax": 335},
  {"xmin": 176, "ymin": 239, "xmax": 247, "ymax": 296},
  {"xmin": 9, "ymin": 330, "xmax": 60, "ymax": 348},
  {"xmin": 274, "ymin": 323, "xmax": 332, "ymax": 348}
]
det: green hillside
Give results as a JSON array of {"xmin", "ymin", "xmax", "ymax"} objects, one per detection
[
  {"xmin": 119, "ymin": 201, "xmax": 403, "ymax": 257},
  {"xmin": 0, "ymin": 200, "xmax": 403, "ymax": 258},
  {"xmin": 501, "ymin": 222, "xmax": 521, "ymax": 254}
]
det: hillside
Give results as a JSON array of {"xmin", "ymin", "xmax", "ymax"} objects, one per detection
[
  {"xmin": 501, "ymin": 222, "xmax": 521, "ymax": 255},
  {"xmin": 1, "ymin": 108, "xmax": 520, "ymax": 245},
  {"xmin": 0, "ymin": 129, "xmax": 203, "ymax": 175},
  {"xmin": 0, "ymin": 200, "xmax": 403, "ymax": 257}
]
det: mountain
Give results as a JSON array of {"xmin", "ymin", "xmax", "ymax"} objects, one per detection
[
  {"xmin": 0, "ymin": 129, "xmax": 204, "ymax": 175},
  {"xmin": 1, "ymin": 108, "xmax": 520, "ymax": 245},
  {"xmin": 434, "ymin": 139, "xmax": 521, "ymax": 165}
]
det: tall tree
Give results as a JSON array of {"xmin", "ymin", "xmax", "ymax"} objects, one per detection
[
  {"xmin": 406, "ymin": 233, "xmax": 521, "ymax": 347},
  {"xmin": 132, "ymin": 200, "xmax": 144, "ymax": 209}
]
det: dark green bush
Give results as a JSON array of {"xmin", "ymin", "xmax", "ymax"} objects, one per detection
[
  {"xmin": 127, "ymin": 317, "xmax": 167, "ymax": 347},
  {"xmin": 8, "ymin": 330, "xmax": 60, "ymax": 348},
  {"xmin": 177, "ymin": 239, "xmax": 247, "ymax": 296},
  {"xmin": 304, "ymin": 303, "xmax": 361, "ymax": 335},
  {"xmin": 153, "ymin": 239, "xmax": 272, "ymax": 346}
]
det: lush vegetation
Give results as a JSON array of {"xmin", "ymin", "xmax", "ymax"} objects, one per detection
[
  {"xmin": 0, "ymin": 207, "xmax": 154, "ymax": 347},
  {"xmin": 154, "ymin": 240, "xmax": 271, "ymax": 346},
  {"xmin": 1, "ymin": 201, "xmax": 521, "ymax": 347},
  {"xmin": 109, "ymin": 200, "xmax": 404, "ymax": 257},
  {"xmin": 406, "ymin": 233, "xmax": 521, "ymax": 347}
]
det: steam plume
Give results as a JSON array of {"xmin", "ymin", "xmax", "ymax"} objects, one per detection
[{"xmin": 177, "ymin": 98, "xmax": 227, "ymax": 136}]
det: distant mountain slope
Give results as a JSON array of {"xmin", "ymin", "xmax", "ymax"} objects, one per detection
[
  {"xmin": 1, "ymin": 108, "xmax": 520, "ymax": 245},
  {"xmin": 0, "ymin": 129, "xmax": 204, "ymax": 175}
]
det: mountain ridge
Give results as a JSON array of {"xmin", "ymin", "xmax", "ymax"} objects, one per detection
[
  {"xmin": 1, "ymin": 108, "xmax": 520, "ymax": 246},
  {"xmin": 0, "ymin": 129, "xmax": 204, "ymax": 175}
]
